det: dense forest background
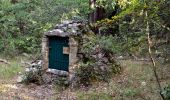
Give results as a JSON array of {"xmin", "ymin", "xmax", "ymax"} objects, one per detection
[
  {"xmin": 0, "ymin": 0, "xmax": 169, "ymax": 60},
  {"xmin": 0, "ymin": 0, "xmax": 88, "ymax": 56}
]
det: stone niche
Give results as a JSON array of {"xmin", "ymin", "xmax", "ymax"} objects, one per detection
[{"xmin": 42, "ymin": 21, "xmax": 84, "ymax": 76}]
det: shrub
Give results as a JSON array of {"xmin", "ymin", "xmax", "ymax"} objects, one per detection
[
  {"xmin": 0, "ymin": 61, "xmax": 23, "ymax": 79},
  {"xmin": 54, "ymin": 76, "xmax": 70, "ymax": 90},
  {"xmin": 22, "ymin": 69, "xmax": 44, "ymax": 85},
  {"xmin": 162, "ymin": 85, "xmax": 170, "ymax": 100},
  {"xmin": 75, "ymin": 62, "xmax": 95, "ymax": 86},
  {"xmin": 75, "ymin": 34, "xmax": 122, "ymax": 87},
  {"xmin": 75, "ymin": 60, "xmax": 121, "ymax": 87},
  {"xmin": 20, "ymin": 63, "xmax": 44, "ymax": 85},
  {"xmin": 123, "ymin": 88, "xmax": 139, "ymax": 97},
  {"xmin": 0, "ymin": 36, "xmax": 41, "ymax": 57},
  {"xmin": 81, "ymin": 34, "xmax": 123, "ymax": 55}
]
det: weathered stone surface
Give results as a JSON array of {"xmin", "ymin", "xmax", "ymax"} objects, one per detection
[
  {"xmin": 18, "ymin": 59, "xmax": 70, "ymax": 84},
  {"xmin": 42, "ymin": 20, "xmax": 83, "ymax": 74},
  {"xmin": 46, "ymin": 69, "xmax": 69, "ymax": 77},
  {"xmin": 42, "ymin": 36, "xmax": 49, "ymax": 70},
  {"xmin": 18, "ymin": 60, "xmax": 51, "ymax": 84},
  {"xmin": 41, "ymin": 20, "xmax": 90, "ymax": 86},
  {"xmin": 17, "ymin": 75, "xmax": 26, "ymax": 83},
  {"xmin": 46, "ymin": 20, "xmax": 84, "ymax": 37}
]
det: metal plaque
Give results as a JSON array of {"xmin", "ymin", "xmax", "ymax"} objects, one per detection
[{"xmin": 63, "ymin": 47, "xmax": 69, "ymax": 54}]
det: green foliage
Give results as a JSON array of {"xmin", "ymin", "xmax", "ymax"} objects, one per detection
[
  {"xmin": 122, "ymin": 88, "xmax": 139, "ymax": 97},
  {"xmin": 162, "ymin": 85, "xmax": 170, "ymax": 100},
  {"xmin": 94, "ymin": 0, "xmax": 170, "ymax": 58},
  {"xmin": 14, "ymin": 36, "xmax": 40, "ymax": 53},
  {"xmin": 82, "ymin": 34, "xmax": 123, "ymax": 54},
  {"xmin": 96, "ymin": 0, "xmax": 117, "ymax": 12},
  {"xmin": 98, "ymin": 35, "xmax": 123, "ymax": 54},
  {"xmin": 77, "ymin": 92, "xmax": 112, "ymax": 100},
  {"xmin": 75, "ymin": 62, "xmax": 93, "ymax": 86},
  {"xmin": 0, "ymin": 0, "xmax": 41, "ymax": 56},
  {"xmin": 159, "ymin": 0, "xmax": 170, "ymax": 27},
  {"xmin": 0, "ymin": 61, "xmax": 23, "ymax": 79},
  {"xmin": 0, "ymin": 36, "xmax": 40, "ymax": 57},
  {"xmin": 21, "ymin": 68, "xmax": 44, "ymax": 85},
  {"xmin": 76, "ymin": 61, "xmax": 121, "ymax": 86},
  {"xmin": 55, "ymin": 76, "xmax": 70, "ymax": 88},
  {"xmin": 0, "ymin": 0, "xmax": 88, "ymax": 56},
  {"xmin": 75, "ymin": 34, "xmax": 122, "ymax": 86}
]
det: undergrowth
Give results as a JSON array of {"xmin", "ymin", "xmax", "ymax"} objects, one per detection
[
  {"xmin": 74, "ymin": 34, "xmax": 122, "ymax": 87},
  {"xmin": 0, "ymin": 61, "xmax": 23, "ymax": 79}
]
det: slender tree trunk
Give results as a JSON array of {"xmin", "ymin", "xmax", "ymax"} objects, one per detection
[{"xmin": 145, "ymin": 10, "xmax": 165, "ymax": 100}]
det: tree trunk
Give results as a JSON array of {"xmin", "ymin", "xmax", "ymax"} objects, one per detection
[{"xmin": 89, "ymin": 0, "xmax": 105, "ymax": 23}]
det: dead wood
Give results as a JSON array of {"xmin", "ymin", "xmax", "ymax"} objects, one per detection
[{"xmin": 0, "ymin": 59, "xmax": 10, "ymax": 65}]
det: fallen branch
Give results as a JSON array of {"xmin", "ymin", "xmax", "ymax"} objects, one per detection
[{"xmin": 0, "ymin": 59, "xmax": 10, "ymax": 65}]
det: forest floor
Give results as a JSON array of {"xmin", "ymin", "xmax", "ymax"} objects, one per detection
[{"xmin": 0, "ymin": 57, "xmax": 169, "ymax": 100}]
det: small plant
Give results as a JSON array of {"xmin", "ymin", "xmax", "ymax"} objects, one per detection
[
  {"xmin": 77, "ymin": 92, "xmax": 112, "ymax": 100},
  {"xmin": 0, "ymin": 61, "xmax": 23, "ymax": 79},
  {"xmin": 162, "ymin": 85, "xmax": 170, "ymax": 100},
  {"xmin": 75, "ymin": 62, "xmax": 95, "ymax": 86},
  {"xmin": 122, "ymin": 88, "xmax": 139, "ymax": 97},
  {"xmin": 75, "ymin": 59, "xmax": 121, "ymax": 86},
  {"xmin": 55, "ymin": 76, "xmax": 70, "ymax": 89},
  {"xmin": 20, "ymin": 62, "xmax": 44, "ymax": 85},
  {"xmin": 21, "ymin": 69, "xmax": 44, "ymax": 85},
  {"xmin": 22, "ymin": 69, "xmax": 44, "ymax": 85}
]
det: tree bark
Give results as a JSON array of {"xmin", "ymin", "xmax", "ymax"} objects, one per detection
[{"xmin": 89, "ymin": 0, "xmax": 105, "ymax": 23}]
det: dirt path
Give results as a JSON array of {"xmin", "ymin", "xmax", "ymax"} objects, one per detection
[
  {"xmin": 0, "ymin": 75, "xmax": 57, "ymax": 100},
  {"xmin": 0, "ymin": 83, "xmax": 56, "ymax": 100}
]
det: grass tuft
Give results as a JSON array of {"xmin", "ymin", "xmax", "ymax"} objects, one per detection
[{"xmin": 0, "ymin": 61, "xmax": 23, "ymax": 79}]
